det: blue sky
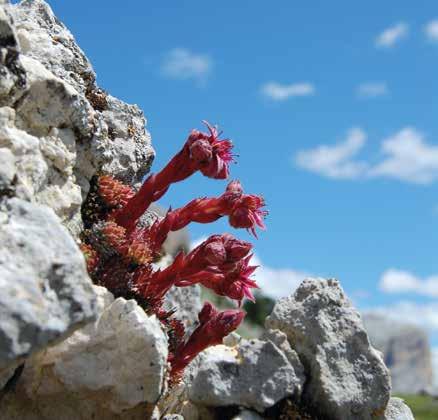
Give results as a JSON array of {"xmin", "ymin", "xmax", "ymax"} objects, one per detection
[{"xmin": 45, "ymin": 1, "xmax": 438, "ymax": 346}]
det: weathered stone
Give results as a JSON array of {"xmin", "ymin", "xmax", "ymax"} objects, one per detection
[
  {"xmin": 11, "ymin": 0, "xmax": 94, "ymax": 95},
  {"xmin": 164, "ymin": 285, "xmax": 202, "ymax": 330},
  {"xmin": 1, "ymin": 286, "xmax": 168, "ymax": 418},
  {"xmin": 260, "ymin": 328, "xmax": 305, "ymax": 382},
  {"xmin": 0, "ymin": 147, "xmax": 15, "ymax": 190},
  {"xmin": 231, "ymin": 409, "xmax": 264, "ymax": 420},
  {"xmin": 383, "ymin": 397, "xmax": 415, "ymax": 420},
  {"xmin": 266, "ymin": 278, "xmax": 391, "ymax": 420},
  {"xmin": 0, "ymin": 0, "xmax": 154, "ymax": 237},
  {"xmin": 363, "ymin": 313, "xmax": 433, "ymax": 394},
  {"xmin": 0, "ymin": 1, "xmax": 25, "ymax": 107},
  {"xmin": 223, "ymin": 331, "xmax": 242, "ymax": 347},
  {"xmin": 188, "ymin": 339, "xmax": 304, "ymax": 412},
  {"xmin": 0, "ymin": 198, "xmax": 97, "ymax": 370}
]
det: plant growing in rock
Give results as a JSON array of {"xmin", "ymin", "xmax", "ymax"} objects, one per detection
[{"xmin": 80, "ymin": 121, "xmax": 267, "ymax": 383}]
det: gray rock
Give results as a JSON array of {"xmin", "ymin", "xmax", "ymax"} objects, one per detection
[
  {"xmin": 223, "ymin": 331, "xmax": 242, "ymax": 347},
  {"xmin": 0, "ymin": 1, "xmax": 26, "ymax": 107},
  {"xmin": 266, "ymin": 278, "xmax": 391, "ymax": 420},
  {"xmin": 11, "ymin": 0, "xmax": 154, "ymax": 181},
  {"xmin": 188, "ymin": 339, "xmax": 305, "ymax": 412},
  {"xmin": 232, "ymin": 409, "xmax": 264, "ymax": 420},
  {"xmin": 0, "ymin": 147, "xmax": 15, "ymax": 190},
  {"xmin": 162, "ymin": 415, "xmax": 184, "ymax": 420},
  {"xmin": 164, "ymin": 285, "xmax": 202, "ymax": 330},
  {"xmin": 363, "ymin": 313, "xmax": 433, "ymax": 394},
  {"xmin": 11, "ymin": 0, "xmax": 93, "ymax": 95},
  {"xmin": 0, "ymin": 198, "xmax": 97, "ymax": 369},
  {"xmin": 1, "ymin": 286, "xmax": 168, "ymax": 418},
  {"xmin": 384, "ymin": 397, "xmax": 415, "ymax": 420},
  {"xmin": 260, "ymin": 328, "xmax": 306, "ymax": 382},
  {"xmin": 0, "ymin": 0, "xmax": 154, "ymax": 236}
]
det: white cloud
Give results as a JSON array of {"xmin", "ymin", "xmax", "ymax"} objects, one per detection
[
  {"xmin": 375, "ymin": 22, "xmax": 409, "ymax": 48},
  {"xmin": 261, "ymin": 82, "xmax": 315, "ymax": 101},
  {"xmin": 370, "ymin": 127, "xmax": 438, "ymax": 184},
  {"xmin": 161, "ymin": 48, "xmax": 212, "ymax": 84},
  {"xmin": 380, "ymin": 269, "xmax": 438, "ymax": 298},
  {"xmin": 424, "ymin": 20, "xmax": 438, "ymax": 42},
  {"xmin": 357, "ymin": 82, "xmax": 388, "ymax": 98},
  {"xmin": 190, "ymin": 238, "xmax": 308, "ymax": 299},
  {"xmin": 294, "ymin": 128, "xmax": 368, "ymax": 179},
  {"xmin": 250, "ymin": 254, "xmax": 308, "ymax": 299},
  {"xmin": 295, "ymin": 127, "xmax": 438, "ymax": 184}
]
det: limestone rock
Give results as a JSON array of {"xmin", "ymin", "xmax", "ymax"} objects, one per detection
[
  {"xmin": 266, "ymin": 278, "xmax": 391, "ymax": 420},
  {"xmin": 232, "ymin": 410, "xmax": 264, "ymax": 420},
  {"xmin": 0, "ymin": 198, "xmax": 97, "ymax": 370},
  {"xmin": 164, "ymin": 285, "xmax": 202, "ymax": 330},
  {"xmin": 223, "ymin": 332, "xmax": 242, "ymax": 347},
  {"xmin": 363, "ymin": 313, "xmax": 433, "ymax": 394},
  {"xmin": 188, "ymin": 339, "xmax": 305, "ymax": 413},
  {"xmin": 0, "ymin": 147, "xmax": 15, "ymax": 190},
  {"xmin": 1, "ymin": 287, "xmax": 168, "ymax": 418},
  {"xmin": 260, "ymin": 328, "xmax": 305, "ymax": 382},
  {"xmin": 0, "ymin": 0, "xmax": 154, "ymax": 236},
  {"xmin": 383, "ymin": 398, "xmax": 415, "ymax": 420}
]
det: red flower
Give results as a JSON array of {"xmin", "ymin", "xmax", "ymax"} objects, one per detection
[
  {"xmin": 170, "ymin": 302, "xmax": 245, "ymax": 377},
  {"xmin": 80, "ymin": 243, "xmax": 99, "ymax": 273},
  {"xmin": 180, "ymin": 233, "xmax": 252, "ymax": 277},
  {"xmin": 114, "ymin": 121, "xmax": 234, "ymax": 230},
  {"xmin": 126, "ymin": 234, "xmax": 257, "ymax": 308},
  {"xmin": 143, "ymin": 181, "xmax": 267, "ymax": 254},
  {"xmin": 199, "ymin": 254, "xmax": 259, "ymax": 305},
  {"xmin": 98, "ymin": 175, "xmax": 134, "ymax": 208},
  {"xmin": 188, "ymin": 121, "xmax": 234, "ymax": 179},
  {"xmin": 129, "ymin": 250, "xmax": 200, "ymax": 307}
]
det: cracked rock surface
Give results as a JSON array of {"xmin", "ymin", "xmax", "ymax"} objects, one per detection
[
  {"xmin": 188, "ymin": 339, "xmax": 305, "ymax": 413},
  {"xmin": 0, "ymin": 198, "xmax": 96, "ymax": 371},
  {"xmin": 266, "ymin": 278, "xmax": 391, "ymax": 420},
  {"xmin": 1, "ymin": 0, "xmax": 154, "ymax": 236},
  {"xmin": 1, "ymin": 286, "xmax": 168, "ymax": 419}
]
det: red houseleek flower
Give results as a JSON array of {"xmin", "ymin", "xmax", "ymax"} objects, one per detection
[
  {"xmin": 80, "ymin": 121, "xmax": 267, "ymax": 384},
  {"xmin": 130, "ymin": 234, "xmax": 258, "ymax": 305},
  {"xmin": 114, "ymin": 121, "xmax": 234, "ymax": 230},
  {"xmin": 198, "ymin": 254, "xmax": 259, "ymax": 305},
  {"xmin": 170, "ymin": 302, "xmax": 245, "ymax": 377},
  {"xmin": 98, "ymin": 175, "xmax": 134, "ymax": 208},
  {"xmin": 143, "ymin": 180, "xmax": 267, "ymax": 254}
]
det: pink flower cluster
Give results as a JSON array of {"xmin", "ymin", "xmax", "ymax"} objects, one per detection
[{"xmin": 81, "ymin": 122, "xmax": 267, "ymax": 381}]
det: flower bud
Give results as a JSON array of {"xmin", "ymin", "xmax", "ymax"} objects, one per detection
[
  {"xmin": 203, "ymin": 240, "xmax": 227, "ymax": 265},
  {"xmin": 189, "ymin": 139, "xmax": 213, "ymax": 163}
]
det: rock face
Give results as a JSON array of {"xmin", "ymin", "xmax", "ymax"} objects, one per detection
[
  {"xmin": 0, "ymin": 197, "xmax": 96, "ymax": 372},
  {"xmin": 266, "ymin": 278, "xmax": 391, "ymax": 420},
  {"xmin": 188, "ymin": 339, "xmax": 305, "ymax": 413},
  {"xmin": 1, "ymin": 0, "xmax": 154, "ymax": 236},
  {"xmin": 363, "ymin": 313, "xmax": 433, "ymax": 394},
  {"xmin": 0, "ymin": 0, "xmax": 167, "ymax": 417},
  {"xmin": 1, "ymin": 286, "xmax": 168, "ymax": 419},
  {"xmin": 383, "ymin": 398, "xmax": 415, "ymax": 420}
]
